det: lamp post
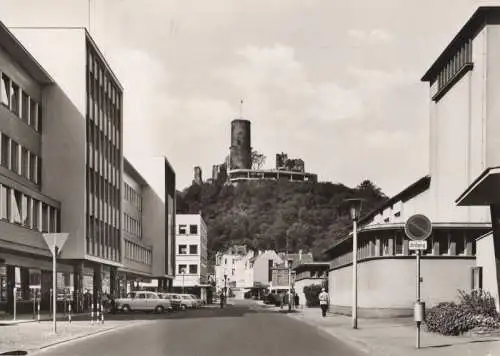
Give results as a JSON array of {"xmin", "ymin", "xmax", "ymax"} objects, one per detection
[
  {"xmin": 224, "ymin": 274, "xmax": 228, "ymax": 302},
  {"xmin": 181, "ymin": 269, "xmax": 186, "ymax": 294},
  {"xmin": 341, "ymin": 198, "xmax": 365, "ymax": 330}
]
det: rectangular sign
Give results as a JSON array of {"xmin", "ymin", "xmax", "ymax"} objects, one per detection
[{"xmin": 409, "ymin": 240, "xmax": 427, "ymax": 250}]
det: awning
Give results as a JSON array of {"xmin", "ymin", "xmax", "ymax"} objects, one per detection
[{"xmin": 456, "ymin": 167, "xmax": 500, "ymax": 206}]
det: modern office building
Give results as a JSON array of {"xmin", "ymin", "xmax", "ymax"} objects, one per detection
[
  {"xmin": 325, "ymin": 6, "xmax": 494, "ymax": 318},
  {"xmin": 173, "ymin": 213, "xmax": 209, "ymax": 300},
  {"xmin": 8, "ymin": 26, "xmax": 124, "ymax": 310},
  {"xmin": 0, "ymin": 21, "xmax": 66, "ymax": 315},
  {"xmin": 120, "ymin": 157, "xmax": 176, "ymax": 295}
]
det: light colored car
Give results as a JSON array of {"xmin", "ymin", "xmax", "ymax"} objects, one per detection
[
  {"xmin": 178, "ymin": 294, "xmax": 198, "ymax": 309},
  {"xmin": 158, "ymin": 293, "xmax": 182, "ymax": 311},
  {"xmin": 114, "ymin": 291, "xmax": 172, "ymax": 313},
  {"xmin": 188, "ymin": 294, "xmax": 203, "ymax": 308}
]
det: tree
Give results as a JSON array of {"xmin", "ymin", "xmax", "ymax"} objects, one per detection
[{"xmin": 251, "ymin": 150, "xmax": 266, "ymax": 170}]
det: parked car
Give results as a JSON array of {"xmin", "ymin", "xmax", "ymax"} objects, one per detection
[
  {"xmin": 158, "ymin": 293, "xmax": 182, "ymax": 311},
  {"xmin": 188, "ymin": 294, "xmax": 203, "ymax": 308},
  {"xmin": 178, "ymin": 294, "xmax": 198, "ymax": 309},
  {"xmin": 114, "ymin": 291, "xmax": 172, "ymax": 313}
]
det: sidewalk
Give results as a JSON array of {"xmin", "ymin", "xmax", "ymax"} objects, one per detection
[
  {"xmin": 287, "ymin": 307, "xmax": 500, "ymax": 356},
  {"xmin": 0, "ymin": 312, "xmax": 89, "ymax": 326},
  {"xmin": 0, "ymin": 318, "xmax": 149, "ymax": 355}
]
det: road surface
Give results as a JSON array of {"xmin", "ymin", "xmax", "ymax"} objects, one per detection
[{"xmin": 38, "ymin": 301, "xmax": 364, "ymax": 356}]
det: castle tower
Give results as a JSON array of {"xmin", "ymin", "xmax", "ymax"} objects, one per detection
[{"xmin": 229, "ymin": 119, "xmax": 252, "ymax": 170}]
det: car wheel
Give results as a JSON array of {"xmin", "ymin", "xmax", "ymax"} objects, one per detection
[
  {"xmin": 122, "ymin": 305, "xmax": 131, "ymax": 312},
  {"xmin": 180, "ymin": 304, "xmax": 187, "ymax": 311},
  {"xmin": 155, "ymin": 305, "xmax": 164, "ymax": 314}
]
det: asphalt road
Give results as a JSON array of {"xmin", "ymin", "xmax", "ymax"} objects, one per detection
[{"xmin": 37, "ymin": 301, "xmax": 364, "ymax": 356}]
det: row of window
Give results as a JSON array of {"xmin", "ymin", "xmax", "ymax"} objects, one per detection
[
  {"xmin": 125, "ymin": 240, "xmax": 152, "ymax": 265},
  {"xmin": 435, "ymin": 38, "xmax": 472, "ymax": 94},
  {"xmin": 178, "ymin": 264, "xmax": 198, "ymax": 274},
  {"xmin": 124, "ymin": 182, "xmax": 142, "ymax": 211},
  {"xmin": 178, "ymin": 244, "xmax": 198, "ymax": 255},
  {"xmin": 0, "ymin": 133, "xmax": 41, "ymax": 185},
  {"xmin": 0, "ymin": 183, "xmax": 59, "ymax": 233},
  {"xmin": 87, "ymin": 140, "xmax": 120, "ymax": 188},
  {"xmin": 0, "ymin": 73, "xmax": 41, "ymax": 133},
  {"xmin": 123, "ymin": 212, "xmax": 142, "ymax": 238},
  {"xmin": 87, "ymin": 192, "xmax": 120, "ymax": 229},
  {"xmin": 331, "ymin": 230, "xmax": 477, "ymax": 268},
  {"xmin": 86, "ymin": 215, "xmax": 121, "ymax": 262},
  {"xmin": 87, "ymin": 167, "xmax": 120, "ymax": 210},
  {"xmin": 178, "ymin": 224, "xmax": 198, "ymax": 235}
]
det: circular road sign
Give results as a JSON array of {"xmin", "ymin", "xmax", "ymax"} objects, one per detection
[{"xmin": 404, "ymin": 214, "xmax": 432, "ymax": 241}]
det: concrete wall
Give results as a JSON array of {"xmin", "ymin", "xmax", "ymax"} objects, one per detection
[
  {"xmin": 427, "ymin": 26, "xmax": 490, "ymax": 224},
  {"xmin": 294, "ymin": 277, "xmax": 323, "ymax": 306},
  {"xmin": 329, "ymin": 257, "xmax": 475, "ymax": 317},
  {"xmin": 11, "ymin": 28, "xmax": 86, "ymax": 116},
  {"xmin": 476, "ymin": 232, "xmax": 500, "ymax": 311},
  {"xmin": 142, "ymin": 184, "xmax": 165, "ymax": 277},
  {"xmin": 253, "ymin": 251, "xmax": 282, "ymax": 285},
  {"xmin": 42, "ymin": 84, "xmax": 86, "ymax": 259}
]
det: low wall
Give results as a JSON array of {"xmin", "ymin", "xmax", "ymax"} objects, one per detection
[{"xmin": 328, "ymin": 257, "xmax": 474, "ymax": 318}]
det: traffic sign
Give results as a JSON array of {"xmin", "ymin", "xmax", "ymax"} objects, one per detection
[
  {"xmin": 43, "ymin": 233, "xmax": 69, "ymax": 256},
  {"xmin": 404, "ymin": 214, "xmax": 432, "ymax": 241},
  {"xmin": 409, "ymin": 240, "xmax": 427, "ymax": 251}
]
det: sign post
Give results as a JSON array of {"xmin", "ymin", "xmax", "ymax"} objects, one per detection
[
  {"xmin": 43, "ymin": 233, "xmax": 69, "ymax": 334},
  {"xmin": 404, "ymin": 214, "xmax": 432, "ymax": 350}
]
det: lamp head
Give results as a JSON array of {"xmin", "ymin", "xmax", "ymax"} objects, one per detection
[{"xmin": 339, "ymin": 198, "xmax": 366, "ymax": 222}]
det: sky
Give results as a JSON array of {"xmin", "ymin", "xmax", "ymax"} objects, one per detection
[{"xmin": 0, "ymin": 0, "xmax": 494, "ymax": 195}]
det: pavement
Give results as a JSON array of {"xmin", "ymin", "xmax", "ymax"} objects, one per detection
[
  {"xmin": 1, "ymin": 300, "xmax": 365, "ymax": 356},
  {"xmin": 285, "ymin": 306, "xmax": 500, "ymax": 356}
]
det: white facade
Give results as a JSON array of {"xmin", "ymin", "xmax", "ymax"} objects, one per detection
[
  {"xmin": 215, "ymin": 252, "xmax": 241, "ymax": 291},
  {"xmin": 173, "ymin": 214, "xmax": 208, "ymax": 288}
]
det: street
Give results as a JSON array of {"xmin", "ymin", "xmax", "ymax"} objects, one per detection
[{"xmin": 35, "ymin": 301, "xmax": 363, "ymax": 356}]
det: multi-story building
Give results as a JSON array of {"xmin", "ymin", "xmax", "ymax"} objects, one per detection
[
  {"xmin": 325, "ymin": 6, "xmax": 494, "ymax": 318},
  {"xmin": 123, "ymin": 156, "xmax": 177, "ymax": 293},
  {"xmin": 214, "ymin": 245, "xmax": 247, "ymax": 292},
  {"xmin": 0, "ymin": 21, "xmax": 66, "ymax": 315},
  {"xmin": 7, "ymin": 26, "xmax": 124, "ymax": 310},
  {"xmin": 173, "ymin": 214, "xmax": 208, "ymax": 300}
]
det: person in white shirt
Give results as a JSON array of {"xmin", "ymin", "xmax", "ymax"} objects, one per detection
[{"xmin": 318, "ymin": 288, "xmax": 329, "ymax": 317}]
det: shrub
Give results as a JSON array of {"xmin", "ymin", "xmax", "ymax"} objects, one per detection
[
  {"xmin": 304, "ymin": 284, "xmax": 323, "ymax": 307},
  {"xmin": 425, "ymin": 290, "xmax": 500, "ymax": 336}
]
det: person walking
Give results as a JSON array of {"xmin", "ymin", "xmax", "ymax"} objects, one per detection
[
  {"xmin": 318, "ymin": 288, "xmax": 329, "ymax": 317},
  {"xmin": 294, "ymin": 293, "xmax": 300, "ymax": 309},
  {"xmin": 219, "ymin": 292, "xmax": 225, "ymax": 309}
]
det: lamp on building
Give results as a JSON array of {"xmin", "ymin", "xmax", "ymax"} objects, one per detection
[{"xmin": 340, "ymin": 198, "xmax": 365, "ymax": 330}]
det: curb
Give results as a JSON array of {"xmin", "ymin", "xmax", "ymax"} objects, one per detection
[
  {"xmin": 286, "ymin": 312, "xmax": 377, "ymax": 355},
  {"xmin": 2, "ymin": 321, "xmax": 152, "ymax": 356}
]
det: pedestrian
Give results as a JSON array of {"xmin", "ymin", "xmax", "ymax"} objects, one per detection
[
  {"xmin": 318, "ymin": 288, "xmax": 329, "ymax": 317},
  {"xmin": 220, "ymin": 292, "xmax": 225, "ymax": 309},
  {"xmin": 294, "ymin": 293, "xmax": 299, "ymax": 309}
]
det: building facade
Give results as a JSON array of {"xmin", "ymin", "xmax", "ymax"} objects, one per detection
[
  {"xmin": 173, "ymin": 214, "xmax": 208, "ymax": 300},
  {"xmin": 214, "ymin": 245, "xmax": 248, "ymax": 292}
]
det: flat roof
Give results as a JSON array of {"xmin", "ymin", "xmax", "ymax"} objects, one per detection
[
  {"xmin": 123, "ymin": 157, "xmax": 149, "ymax": 187},
  {"xmin": 422, "ymin": 6, "xmax": 500, "ymax": 82},
  {"xmin": 0, "ymin": 22, "xmax": 54, "ymax": 84}
]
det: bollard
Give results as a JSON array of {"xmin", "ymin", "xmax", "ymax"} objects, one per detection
[
  {"xmin": 101, "ymin": 302, "xmax": 104, "ymax": 324},
  {"xmin": 32, "ymin": 289, "xmax": 36, "ymax": 320},
  {"xmin": 37, "ymin": 293, "xmax": 41, "ymax": 323},
  {"xmin": 90, "ymin": 302, "xmax": 94, "ymax": 325},
  {"xmin": 96, "ymin": 302, "xmax": 100, "ymax": 325},
  {"xmin": 13, "ymin": 287, "xmax": 17, "ymax": 321},
  {"xmin": 49, "ymin": 289, "xmax": 53, "ymax": 317},
  {"xmin": 68, "ymin": 303, "xmax": 72, "ymax": 324}
]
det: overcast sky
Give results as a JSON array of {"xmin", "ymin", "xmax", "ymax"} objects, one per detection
[{"xmin": 0, "ymin": 0, "xmax": 492, "ymax": 195}]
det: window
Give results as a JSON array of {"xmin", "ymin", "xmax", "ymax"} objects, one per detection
[
  {"xmin": 178, "ymin": 224, "xmax": 187, "ymax": 235},
  {"xmin": 29, "ymin": 99, "xmax": 38, "ymax": 131},
  {"xmin": 471, "ymin": 267, "xmax": 483, "ymax": 290},
  {"xmin": 395, "ymin": 234, "xmax": 403, "ymax": 255},
  {"xmin": 451, "ymin": 233, "xmax": 465, "ymax": 255},
  {"xmin": 189, "ymin": 224, "xmax": 198, "ymax": 234},
  {"xmin": 49, "ymin": 207, "xmax": 56, "ymax": 232},
  {"xmin": 1, "ymin": 74, "xmax": 10, "ymax": 107},
  {"xmin": 21, "ymin": 194, "xmax": 28, "ymax": 227},
  {"xmin": 178, "ymin": 245, "xmax": 187, "ymax": 255},
  {"xmin": 10, "ymin": 82, "xmax": 19, "ymax": 116},
  {"xmin": 10, "ymin": 141, "xmax": 19, "ymax": 174},
  {"xmin": 439, "ymin": 232, "xmax": 449, "ymax": 255},
  {"xmin": 21, "ymin": 92, "xmax": 29, "ymax": 123},
  {"xmin": 0, "ymin": 185, "xmax": 9, "ymax": 220},
  {"xmin": 32, "ymin": 200, "xmax": 39, "ymax": 230},
  {"xmin": 21, "ymin": 148, "xmax": 29, "ymax": 179},
  {"xmin": 1, "ymin": 134, "xmax": 9, "ymax": 167},
  {"xmin": 178, "ymin": 264, "xmax": 187, "ymax": 274},
  {"xmin": 41, "ymin": 203, "xmax": 49, "ymax": 232},
  {"xmin": 12, "ymin": 190, "xmax": 22, "ymax": 224},
  {"xmin": 224, "ymin": 258, "xmax": 227, "ymax": 265},
  {"xmin": 189, "ymin": 245, "xmax": 198, "ymax": 255},
  {"xmin": 382, "ymin": 238, "xmax": 390, "ymax": 256},
  {"xmin": 189, "ymin": 264, "xmax": 198, "ymax": 274}
]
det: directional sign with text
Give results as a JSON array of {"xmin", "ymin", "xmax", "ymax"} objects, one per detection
[
  {"xmin": 404, "ymin": 214, "xmax": 432, "ymax": 241},
  {"xmin": 409, "ymin": 240, "xmax": 427, "ymax": 251}
]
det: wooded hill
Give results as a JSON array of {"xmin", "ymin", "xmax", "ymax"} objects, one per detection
[{"xmin": 176, "ymin": 179, "xmax": 388, "ymax": 262}]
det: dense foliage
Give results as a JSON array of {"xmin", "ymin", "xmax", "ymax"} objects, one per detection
[
  {"xmin": 176, "ymin": 179, "xmax": 387, "ymax": 262},
  {"xmin": 425, "ymin": 290, "xmax": 500, "ymax": 336},
  {"xmin": 303, "ymin": 284, "xmax": 325, "ymax": 307}
]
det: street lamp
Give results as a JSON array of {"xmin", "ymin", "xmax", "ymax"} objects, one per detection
[
  {"xmin": 224, "ymin": 274, "xmax": 228, "ymax": 302},
  {"xmin": 181, "ymin": 268, "xmax": 186, "ymax": 294},
  {"xmin": 340, "ymin": 198, "xmax": 365, "ymax": 330}
]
